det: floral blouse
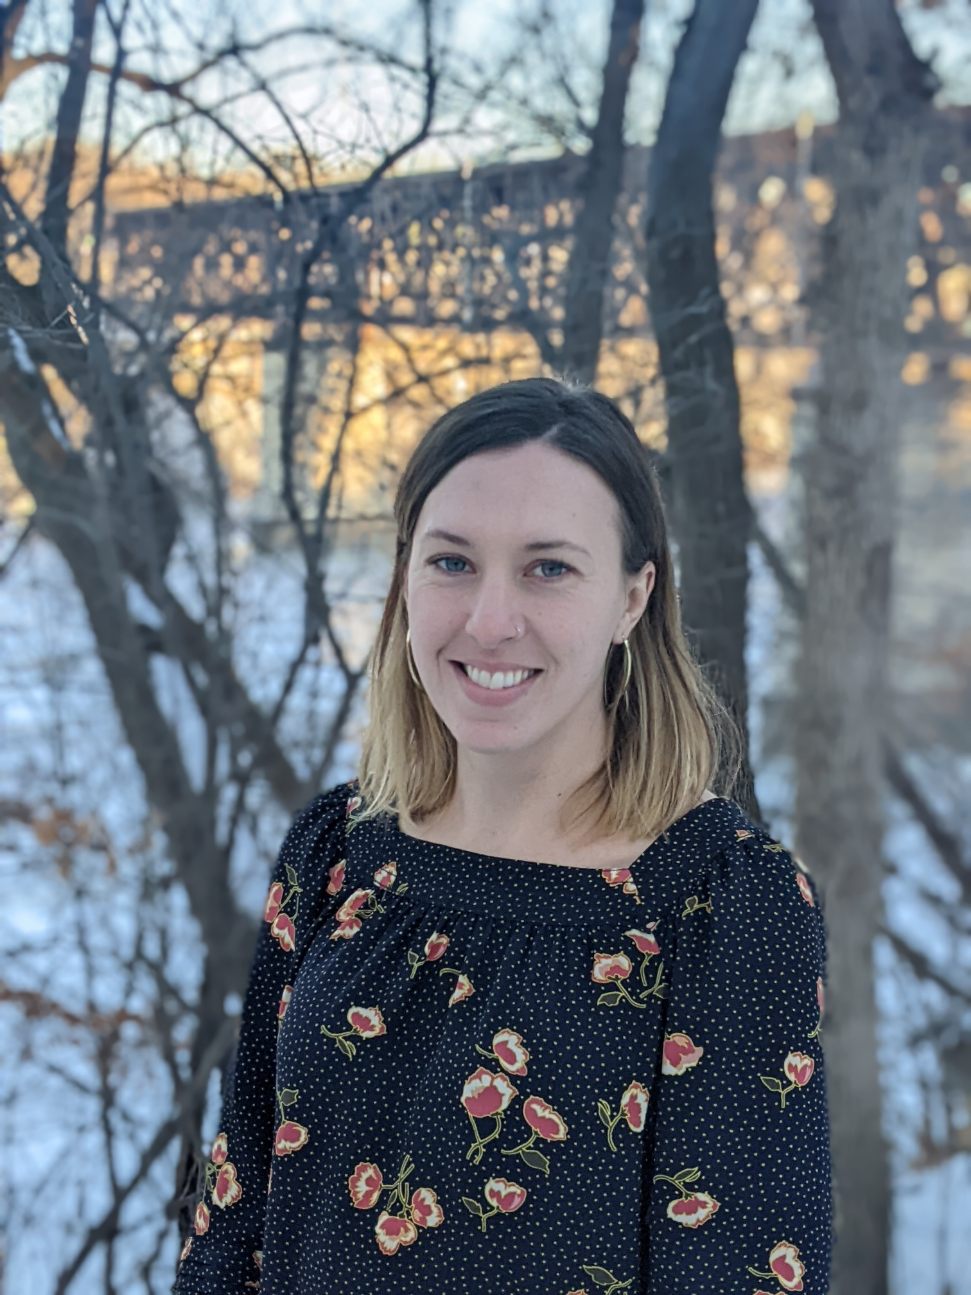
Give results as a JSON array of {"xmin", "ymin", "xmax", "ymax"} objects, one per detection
[{"xmin": 173, "ymin": 779, "xmax": 833, "ymax": 1294}]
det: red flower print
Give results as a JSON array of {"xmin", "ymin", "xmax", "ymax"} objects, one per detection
[
  {"xmin": 596, "ymin": 1080, "xmax": 649, "ymax": 1150},
  {"xmin": 330, "ymin": 917, "xmax": 362, "ymax": 940},
  {"xmin": 653, "ymin": 1166, "xmax": 720, "ymax": 1227},
  {"xmin": 321, "ymin": 1005, "xmax": 387, "ymax": 1058},
  {"xmin": 277, "ymin": 984, "xmax": 292, "ymax": 1022},
  {"xmin": 348, "ymin": 1153, "xmax": 444, "ymax": 1252},
  {"xmin": 270, "ymin": 911, "xmax": 296, "ymax": 953},
  {"xmin": 263, "ymin": 865, "xmax": 302, "ymax": 950},
  {"xmin": 462, "ymin": 1066, "xmax": 519, "ymax": 1163},
  {"xmin": 661, "ymin": 1032, "xmax": 704, "ymax": 1076},
  {"xmin": 747, "ymin": 1239, "xmax": 807, "ymax": 1291},
  {"xmin": 760, "ymin": 1050, "xmax": 816, "ymax": 1109},
  {"xmin": 493, "ymin": 1029, "xmax": 529, "ymax": 1072},
  {"xmin": 346, "ymin": 793, "xmax": 362, "ymax": 820},
  {"xmin": 375, "ymin": 1210, "xmax": 418, "ymax": 1254},
  {"xmin": 463, "ymin": 1176, "xmax": 528, "ymax": 1232},
  {"xmin": 484, "ymin": 1176, "xmax": 526, "ymax": 1212},
  {"xmin": 348, "ymin": 1161, "xmax": 384, "ymax": 1209},
  {"xmin": 624, "ymin": 924, "xmax": 667, "ymax": 995},
  {"xmin": 624, "ymin": 924, "xmax": 659, "ymax": 956},
  {"xmin": 326, "ymin": 858, "xmax": 346, "ymax": 896},
  {"xmin": 621, "ymin": 1080, "xmax": 649, "ymax": 1133},
  {"xmin": 407, "ymin": 930, "xmax": 450, "ymax": 978},
  {"xmin": 592, "ymin": 951, "xmax": 652, "ymax": 1009},
  {"xmin": 425, "ymin": 931, "xmax": 448, "ymax": 960},
  {"xmin": 336, "ymin": 888, "xmax": 372, "ymax": 921},
  {"xmin": 447, "ymin": 972, "xmax": 475, "ymax": 1005},
  {"xmin": 179, "ymin": 1236, "xmax": 193, "ymax": 1261},
  {"xmin": 347, "ymin": 1005, "xmax": 386, "ymax": 1038},
  {"xmin": 274, "ymin": 1120, "xmax": 309, "ymax": 1156},
  {"xmin": 372, "ymin": 859, "xmax": 408, "ymax": 895},
  {"xmin": 795, "ymin": 871, "xmax": 815, "ymax": 907},
  {"xmin": 192, "ymin": 1133, "xmax": 245, "ymax": 1225},
  {"xmin": 522, "ymin": 1096, "xmax": 568, "ymax": 1142},
  {"xmin": 263, "ymin": 881, "xmax": 283, "ymax": 923},
  {"xmin": 332, "ymin": 887, "xmax": 383, "ymax": 941},
  {"xmin": 462, "ymin": 1066, "xmax": 519, "ymax": 1120},
  {"xmin": 500, "ymin": 1095, "xmax": 569, "ymax": 1174},
  {"xmin": 784, "ymin": 1051, "xmax": 814, "ymax": 1086},
  {"xmin": 592, "ymin": 951, "xmax": 632, "ymax": 983},
  {"xmin": 669, "ymin": 1191, "xmax": 719, "ymax": 1227},
  {"xmin": 410, "ymin": 1187, "xmax": 444, "ymax": 1229},
  {"xmin": 735, "ymin": 828, "xmax": 755, "ymax": 841},
  {"xmin": 212, "ymin": 1162, "xmax": 243, "ymax": 1209},
  {"xmin": 374, "ymin": 860, "xmax": 397, "ymax": 889},
  {"xmin": 601, "ymin": 867, "xmax": 643, "ymax": 904},
  {"xmin": 475, "ymin": 1026, "xmax": 530, "ymax": 1076},
  {"xmin": 274, "ymin": 1085, "xmax": 309, "ymax": 1155}
]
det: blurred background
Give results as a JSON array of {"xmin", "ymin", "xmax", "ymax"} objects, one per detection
[{"xmin": 1, "ymin": 0, "xmax": 969, "ymax": 1290}]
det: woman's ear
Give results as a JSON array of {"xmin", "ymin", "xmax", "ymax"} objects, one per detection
[{"xmin": 623, "ymin": 560, "xmax": 656, "ymax": 634}]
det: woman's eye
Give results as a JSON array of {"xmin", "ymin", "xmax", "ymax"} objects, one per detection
[
  {"xmin": 535, "ymin": 560, "xmax": 570, "ymax": 579},
  {"xmin": 431, "ymin": 556, "xmax": 469, "ymax": 575},
  {"xmin": 429, "ymin": 556, "xmax": 570, "ymax": 579}
]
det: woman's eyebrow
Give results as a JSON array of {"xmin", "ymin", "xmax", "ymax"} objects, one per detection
[{"xmin": 421, "ymin": 528, "xmax": 591, "ymax": 557}]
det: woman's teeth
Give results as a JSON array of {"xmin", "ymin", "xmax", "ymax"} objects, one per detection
[{"xmin": 461, "ymin": 664, "xmax": 539, "ymax": 690}]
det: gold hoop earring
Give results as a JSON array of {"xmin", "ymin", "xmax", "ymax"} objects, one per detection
[
  {"xmin": 604, "ymin": 637, "xmax": 632, "ymax": 712},
  {"xmin": 405, "ymin": 627, "xmax": 424, "ymax": 693}
]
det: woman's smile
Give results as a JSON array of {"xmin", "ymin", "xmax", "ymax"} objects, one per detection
[{"xmin": 449, "ymin": 658, "xmax": 543, "ymax": 707}]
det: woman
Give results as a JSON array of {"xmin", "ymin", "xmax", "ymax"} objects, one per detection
[{"xmin": 173, "ymin": 377, "xmax": 833, "ymax": 1294}]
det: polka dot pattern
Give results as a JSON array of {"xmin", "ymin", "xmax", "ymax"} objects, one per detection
[{"xmin": 173, "ymin": 779, "xmax": 833, "ymax": 1294}]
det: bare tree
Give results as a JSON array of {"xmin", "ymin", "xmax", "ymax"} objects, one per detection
[
  {"xmin": 794, "ymin": 2, "xmax": 938, "ymax": 1290},
  {"xmin": 0, "ymin": 0, "xmax": 440, "ymax": 1285},
  {"xmin": 560, "ymin": 0, "xmax": 645, "ymax": 383},
  {"xmin": 643, "ymin": 0, "xmax": 762, "ymax": 821}
]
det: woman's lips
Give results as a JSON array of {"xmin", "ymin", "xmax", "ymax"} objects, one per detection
[{"xmin": 449, "ymin": 660, "xmax": 542, "ymax": 707}]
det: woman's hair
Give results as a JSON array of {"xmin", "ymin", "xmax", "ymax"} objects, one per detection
[{"xmin": 352, "ymin": 375, "xmax": 743, "ymax": 847}]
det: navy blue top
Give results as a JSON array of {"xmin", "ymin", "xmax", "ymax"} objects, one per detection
[{"xmin": 173, "ymin": 779, "xmax": 833, "ymax": 1294}]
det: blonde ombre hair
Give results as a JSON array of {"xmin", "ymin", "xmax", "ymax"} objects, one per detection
[{"xmin": 352, "ymin": 376, "xmax": 742, "ymax": 848}]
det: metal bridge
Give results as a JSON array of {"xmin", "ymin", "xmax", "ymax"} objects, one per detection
[{"xmin": 107, "ymin": 110, "xmax": 971, "ymax": 357}]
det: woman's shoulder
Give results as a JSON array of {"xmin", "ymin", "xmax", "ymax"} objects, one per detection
[
  {"xmin": 703, "ymin": 815, "xmax": 827, "ymax": 941},
  {"xmin": 279, "ymin": 778, "xmax": 360, "ymax": 865}
]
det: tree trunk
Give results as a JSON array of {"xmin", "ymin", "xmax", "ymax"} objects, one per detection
[
  {"xmin": 560, "ymin": 0, "xmax": 645, "ymax": 384},
  {"xmin": 42, "ymin": 0, "xmax": 99, "ymax": 264},
  {"xmin": 797, "ymin": 3, "xmax": 938, "ymax": 1291},
  {"xmin": 643, "ymin": 0, "xmax": 761, "ymax": 820}
]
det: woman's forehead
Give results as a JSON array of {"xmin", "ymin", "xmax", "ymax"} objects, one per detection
[{"xmin": 424, "ymin": 446, "xmax": 614, "ymax": 517}]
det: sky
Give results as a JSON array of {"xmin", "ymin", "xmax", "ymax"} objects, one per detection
[{"xmin": 3, "ymin": 0, "xmax": 970, "ymax": 180}]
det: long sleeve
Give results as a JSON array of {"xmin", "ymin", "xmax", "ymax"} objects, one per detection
[
  {"xmin": 643, "ymin": 827, "xmax": 833, "ymax": 1294},
  {"xmin": 172, "ymin": 781, "xmax": 355, "ymax": 1293}
]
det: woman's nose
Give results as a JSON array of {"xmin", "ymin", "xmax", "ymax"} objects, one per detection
[{"xmin": 464, "ymin": 582, "xmax": 525, "ymax": 644}]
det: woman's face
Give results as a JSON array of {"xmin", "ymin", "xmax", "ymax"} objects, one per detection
[{"xmin": 404, "ymin": 441, "xmax": 655, "ymax": 758}]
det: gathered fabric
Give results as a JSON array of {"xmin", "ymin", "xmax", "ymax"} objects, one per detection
[{"xmin": 173, "ymin": 778, "xmax": 832, "ymax": 1294}]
